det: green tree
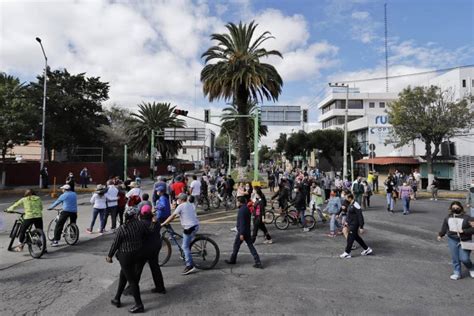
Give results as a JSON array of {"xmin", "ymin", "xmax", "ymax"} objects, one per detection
[
  {"xmin": 0, "ymin": 73, "xmax": 38, "ymax": 184},
  {"xmin": 100, "ymin": 105, "xmax": 133, "ymax": 158},
  {"xmin": 275, "ymin": 133, "xmax": 287, "ymax": 154},
  {"xmin": 126, "ymin": 102, "xmax": 186, "ymax": 161},
  {"xmin": 284, "ymin": 131, "xmax": 309, "ymax": 161},
  {"xmin": 201, "ymin": 21, "xmax": 283, "ymax": 167},
  {"xmin": 387, "ymin": 86, "xmax": 474, "ymax": 181},
  {"xmin": 259, "ymin": 145, "xmax": 276, "ymax": 163},
  {"xmin": 28, "ymin": 69, "xmax": 109, "ymax": 159}
]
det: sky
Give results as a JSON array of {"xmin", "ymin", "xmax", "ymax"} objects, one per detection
[{"xmin": 1, "ymin": 0, "xmax": 473, "ymax": 147}]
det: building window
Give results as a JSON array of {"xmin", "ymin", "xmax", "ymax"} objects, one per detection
[
  {"xmin": 379, "ymin": 102, "xmax": 385, "ymax": 108},
  {"xmin": 462, "ymin": 79, "xmax": 466, "ymax": 88},
  {"xmin": 369, "ymin": 102, "xmax": 375, "ymax": 108},
  {"xmin": 472, "ymin": 79, "xmax": 474, "ymax": 87},
  {"xmin": 182, "ymin": 148, "xmax": 187, "ymax": 154}
]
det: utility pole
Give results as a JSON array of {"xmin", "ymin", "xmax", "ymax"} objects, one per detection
[
  {"xmin": 124, "ymin": 144, "xmax": 128, "ymax": 181},
  {"xmin": 328, "ymin": 82, "xmax": 349, "ymax": 180},
  {"xmin": 36, "ymin": 37, "xmax": 47, "ymax": 188},
  {"xmin": 150, "ymin": 130, "xmax": 155, "ymax": 179}
]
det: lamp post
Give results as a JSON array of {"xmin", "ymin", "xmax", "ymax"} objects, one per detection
[
  {"xmin": 328, "ymin": 82, "xmax": 349, "ymax": 180},
  {"xmin": 36, "ymin": 37, "xmax": 47, "ymax": 188}
]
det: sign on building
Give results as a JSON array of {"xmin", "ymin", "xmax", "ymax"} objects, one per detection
[
  {"xmin": 260, "ymin": 105, "xmax": 302, "ymax": 126},
  {"xmin": 163, "ymin": 128, "xmax": 206, "ymax": 141}
]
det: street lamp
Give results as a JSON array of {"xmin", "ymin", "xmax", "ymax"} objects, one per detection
[
  {"xmin": 36, "ymin": 37, "xmax": 47, "ymax": 188},
  {"xmin": 328, "ymin": 82, "xmax": 349, "ymax": 180}
]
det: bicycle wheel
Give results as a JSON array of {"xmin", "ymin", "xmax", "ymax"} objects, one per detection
[
  {"xmin": 302, "ymin": 215, "xmax": 316, "ymax": 230},
  {"xmin": 159, "ymin": 237, "xmax": 172, "ymax": 266},
  {"xmin": 8, "ymin": 221, "xmax": 21, "ymax": 251},
  {"xmin": 47, "ymin": 219, "xmax": 56, "ymax": 241},
  {"xmin": 64, "ymin": 224, "xmax": 79, "ymax": 245},
  {"xmin": 190, "ymin": 235, "xmax": 220, "ymax": 270},
  {"xmin": 274, "ymin": 215, "xmax": 290, "ymax": 230},
  {"xmin": 27, "ymin": 228, "xmax": 46, "ymax": 259},
  {"xmin": 210, "ymin": 195, "xmax": 220, "ymax": 209},
  {"xmin": 263, "ymin": 210, "xmax": 275, "ymax": 224}
]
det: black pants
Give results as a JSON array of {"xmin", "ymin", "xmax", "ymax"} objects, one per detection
[
  {"xmin": 136, "ymin": 245, "xmax": 165, "ymax": 292},
  {"xmin": 103, "ymin": 206, "xmax": 118, "ymax": 230},
  {"xmin": 230, "ymin": 233, "xmax": 261, "ymax": 264},
  {"xmin": 117, "ymin": 206, "xmax": 125, "ymax": 226},
  {"xmin": 345, "ymin": 226, "xmax": 368, "ymax": 253},
  {"xmin": 251, "ymin": 216, "xmax": 271, "ymax": 243},
  {"xmin": 324, "ymin": 189, "xmax": 331, "ymax": 200},
  {"xmin": 115, "ymin": 252, "xmax": 143, "ymax": 306},
  {"xmin": 54, "ymin": 211, "xmax": 77, "ymax": 241},
  {"xmin": 19, "ymin": 218, "xmax": 43, "ymax": 244}
]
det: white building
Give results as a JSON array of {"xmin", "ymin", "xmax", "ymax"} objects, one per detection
[
  {"xmin": 176, "ymin": 129, "xmax": 216, "ymax": 165},
  {"xmin": 317, "ymin": 66, "xmax": 474, "ymax": 190}
]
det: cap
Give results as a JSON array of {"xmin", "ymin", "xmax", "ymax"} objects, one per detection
[
  {"xmin": 140, "ymin": 204, "xmax": 152, "ymax": 216},
  {"xmin": 60, "ymin": 184, "xmax": 71, "ymax": 190},
  {"xmin": 177, "ymin": 193, "xmax": 188, "ymax": 201}
]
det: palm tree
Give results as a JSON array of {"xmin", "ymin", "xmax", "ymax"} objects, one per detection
[
  {"xmin": 126, "ymin": 102, "xmax": 186, "ymax": 161},
  {"xmin": 220, "ymin": 101, "xmax": 268, "ymax": 156},
  {"xmin": 201, "ymin": 21, "xmax": 283, "ymax": 167}
]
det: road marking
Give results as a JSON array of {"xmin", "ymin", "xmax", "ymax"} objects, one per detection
[{"xmin": 200, "ymin": 214, "xmax": 237, "ymax": 223}]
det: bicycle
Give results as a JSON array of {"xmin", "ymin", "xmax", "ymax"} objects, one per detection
[
  {"xmin": 47, "ymin": 209, "xmax": 79, "ymax": 245},
  {"xmin": 5, "ymin": 211, "xmax": 46, "ymax": 259},
  {"xmin": 223, "ymin": 191, "xmax": 237, "ymax": 211},
  {"xmin": 159, "ymin": 224, "xmax": 219, "ymax": 269},
  {"xmin": 263, "ymin": 200, "xmax": 279, "ymax": 224},
  {"xmin": 274, "ymin": 204, "xmax": 316, "ymax": 230},
  {"xmin": 208, "ymin": 189, "xmax": 221, "ymax": 209}
]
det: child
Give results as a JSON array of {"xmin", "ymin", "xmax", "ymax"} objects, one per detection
[{"xmin": 324, "ymin": 190, "xmax": 341, "ymax": 237}]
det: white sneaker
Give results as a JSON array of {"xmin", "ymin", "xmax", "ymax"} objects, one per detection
[
  {"xmin": 266, "ymin": 239, "xmax": 273, "ymax": 244},
  {"xmin": 361, "ymin": 247, "xmax": 373, "ymax": 256},
  {"xmin": 303, "ymin": 228, "xmax": 310, "ymax": 232},
  {"xmin": 339, "ymin": 252, "xmax": 351, "ymax": 259},
  {"xmin": 469, "ymin": 270, "xmax": 474, "ymax": 278},
  {"xmin": 430, "ymin": 198, "xmax": 434, "ymax": 201},
  {"xmin": 450, "ymin": 274, "xmax": 461, "ymax": 280},
  {"xmin": 230, "ymin": 227, "xmax": 237, "ymax": 232},
  {"xmin": 51, "ymin": 240, "xmax": 59, "ymax": 247}
]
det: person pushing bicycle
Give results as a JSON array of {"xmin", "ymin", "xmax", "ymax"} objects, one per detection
[
  {"xmin": 5, "ymin": 189, "xmax": 44, "ymax": 252},
  {"xmin": 48, "ymin": 184, "xmax": 78, "ymax": 247}
]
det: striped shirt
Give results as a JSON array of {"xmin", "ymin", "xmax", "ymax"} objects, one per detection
[{"xmin": 108, "ymin": 218, "xmax": 148, "ymax": 257}]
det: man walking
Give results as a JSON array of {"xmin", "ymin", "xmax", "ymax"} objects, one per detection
[
  {"xmin": 104, "ymin": 179, "xmax": 119, "ymax": 231},
  {"xmin": 80, "ymin": 167, "xmax": 89, "ymax": 188},
  {"xmin": 225, "ymin": 196, "xmax": 263, "ymax": 268}
]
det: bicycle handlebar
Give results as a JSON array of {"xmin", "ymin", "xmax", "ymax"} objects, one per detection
[{"xmin": 4, "ymin": 210, "xmax": 24, "ymax": 215}]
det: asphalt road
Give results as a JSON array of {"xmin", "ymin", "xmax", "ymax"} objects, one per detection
[{"xmin": 0, "ymin": 188, "xmax": 473, "ymax": 316}]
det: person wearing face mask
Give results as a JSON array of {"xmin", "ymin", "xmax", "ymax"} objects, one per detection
[
  {"xmin": 292, "ymin": 185, "xmax": 308, "ymax": 232},
  {"xmin": 437, "ymin": 201, "xmax": 474, "ymax": 280},
  {"xmin": 251, "ymin": 187, "xmax": 272, "ymax": 244},
  {"xmin": 466, "ymin": 182, "xmax": 474, "ymax": 217}
]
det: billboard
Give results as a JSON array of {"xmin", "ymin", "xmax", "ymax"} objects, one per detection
[{"xmin": 260, "ymin": 105, "xmax": 302, "ymax": 126}]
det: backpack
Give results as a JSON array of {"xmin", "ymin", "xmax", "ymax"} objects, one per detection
[{"xmin": 127, "ymin": 195, "xmax": 141, "ymax": 207}]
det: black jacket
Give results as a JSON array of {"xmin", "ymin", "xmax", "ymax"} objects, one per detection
[
  {"xmin": 346, "ymin": 202, "xmax": 365, "ymax": 229},
  {"xmin": 439, "ymin": 214, "xmax": 474, "ymax": 241},
  {"xmin": 141, "ymin": 219, "xmax": 162, "ymax": 255},
  {"xmin": 236, "ymin": 204, "xmax": 252, "ymax": 236},
  {"xmin": 293, "ymin": 191, "xmax": 306, "ymax": 210},
  {"xmin": 272, "ymin": 185, "xmax": 290, "ymax": 203}
]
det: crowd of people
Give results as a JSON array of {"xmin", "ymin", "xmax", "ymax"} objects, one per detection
[{"xmin": 4, "ymin": 165, "xmax": 474, "ymax": 313}]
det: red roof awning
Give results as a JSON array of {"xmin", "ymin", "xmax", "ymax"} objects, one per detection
[{"xmin": 355, "ymin": 157, "xmax": 420, "ymax": 165}]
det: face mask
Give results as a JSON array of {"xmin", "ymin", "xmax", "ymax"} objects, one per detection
[
  {"xmin": 294, "ymin": 189, "xmax": 298, "ymax": 192},
  {"xmin": 451, "ymin": 207, "xmax": 462, "ymax": 214}
]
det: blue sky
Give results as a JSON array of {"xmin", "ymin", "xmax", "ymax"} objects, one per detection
[{"xmin": 1, "ymin": 0, "xmax": 473, "ymax": 145}]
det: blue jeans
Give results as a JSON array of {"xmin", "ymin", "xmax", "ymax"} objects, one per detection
[
  {"xmin": 183, "ymin": 225, "xmax": 198, "ymax": 267},
  {"xmin": 402, "ymin": 197, "xmax": 410, "ymax": 214},
  {"xmin": 329, "ymin": 214, "xmax": 341, "ymax": 233},
  {"xmin": 386, "ymin": 193, "xmax": 394, "ymax": 210},
  {"xmin": 447, "ymin": 236, "xmax": 472, "ymax": 276},
  {"xmin": 297, "ymin": 208, "xmax": 306, "ymax": 226},
  {"xmin": 470, "ymin": 207, "xmax": 474, "ymax": 217},
  {"xmin": 90, "ymin": 208, "xmax": 105, "ymax": 231}
]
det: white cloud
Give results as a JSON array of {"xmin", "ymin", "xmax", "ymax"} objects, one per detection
[{"xmin": 351, "ymin": 11, "xmax": 369, "ymax": 20}]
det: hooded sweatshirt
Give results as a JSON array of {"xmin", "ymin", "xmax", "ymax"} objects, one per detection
[{"xmin": 7, "ymin": 195, "xmax": 43, "ymax": 219}]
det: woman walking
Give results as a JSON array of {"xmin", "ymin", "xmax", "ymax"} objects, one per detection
[
  {"xmin": 325, "ymin": 190, "xmax": 342, "ymax": 237},
  {"xmin": 251, "ymin": 187, "xmax": 273, "ymax": 244},
  {"xmin": 399, "ymin": 182, "xmax": 413, "ymax": 215},
  {"xmin": 87, "ymin": 185, "xmax": 107, "ymax": 234},
  {"xmin": 107, "ymin": 209, "xmax": 149, "ymax": 313},
  {"xmin": 437, "ymin": 201, "xmax": 474, "ymax": 280}
]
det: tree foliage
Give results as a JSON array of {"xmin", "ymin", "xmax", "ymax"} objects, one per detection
[
  {"xmin": 125, "ymin": 102, "xmax": 186, "ymax": 160},
  {"xmin": 201, "ymin": 21, "xmax": 283, "ymax": 166},
  {"xmin": 275, "ymin": 133, "xmax": 287, "ymax": 154},
  {"xmin": 387, "ymin": 86, "xmax": 474, "ymax": 173},
  {"xmin": 0, "ymin": 73, "xmax": 38, "ymax": 161},
  {"xmin": 28, "ymin": 69, "xmax": 109, "ymax": 158},
  {"xmin": 100, "ymin": 105, "xmax": 133, "ymax": 158}
]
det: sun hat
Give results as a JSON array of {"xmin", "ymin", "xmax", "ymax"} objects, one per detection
[
  {"xmin": 60, "ymin": 184, "xmax": 71, "ymax": 190},
  {"xmin": 130, "ymin": 182, "xmax": 140, "ymax": 188}
]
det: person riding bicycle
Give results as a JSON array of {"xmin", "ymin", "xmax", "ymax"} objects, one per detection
[
  {"xmin": 161, "ymin": 193, "xmax": 200, "ymax": 275},
  {"xmin": 220, "ymin": 175, "xmax": 235, "ymax": 201},
  {"xmin": 271, "ymin": 178, "xmax": 291, "ymax": 211},
  {"xmin": 199, "ymin": 174, "xmax": 210, "ymax": 211},
  {"xmin": 5, "ymin": 189, "xmax": 44, "ymax": 252},
  {"xmin": 48, "ymin": 184, "xmax": 78, "ymax": 247},
  {"xmin": 292, "ymin": 185, "xmax": 308, "ymax": 232}
]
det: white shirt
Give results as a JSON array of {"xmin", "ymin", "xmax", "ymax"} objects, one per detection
[
  {"xmin": 190, "ymin": 180, "xmax": 201, "ymax": 196},
  {"xmin": 173, "ymin": 202, "xmax": 199, "ymax": 229},
  {"xmin": 90, "ymin": 193, "xmax": 107, "ymax": 209},
  {"xmin": 126, "ymin": 187, "xmax": 142, "ymax": 198},
  {"xmin": 105, "ymin": 185, "xmax": 119, "ymax": 207}
]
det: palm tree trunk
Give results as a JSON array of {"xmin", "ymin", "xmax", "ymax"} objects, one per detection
[{"xmin": 236, "ymin": 88, "xmax": 250, "ymax": 168}]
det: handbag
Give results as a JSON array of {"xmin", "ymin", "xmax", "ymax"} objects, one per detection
[{"xmin": 456, "ymin": 230, "xmax": 474, "ymax": 251}]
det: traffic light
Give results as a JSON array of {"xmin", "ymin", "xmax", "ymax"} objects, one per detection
[
  {"xmin": 173, "ymin": 109, "xmax": 188, "ymax": 116},
  {"xmin": 204, "ymin": 109, "xmax": 210, "ymax": 123},
  {"xmin": 302, "ymin": 109, "xmax": 308, "ymax": 123}
]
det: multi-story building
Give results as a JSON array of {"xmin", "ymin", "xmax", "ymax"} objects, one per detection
[
  {"xmin": 176, "ymin": 129, "xmax": 216, "ymax": 166},
  {"xmin": 317, "ymin": 66, "xmax": 474, "ymax": 190}
]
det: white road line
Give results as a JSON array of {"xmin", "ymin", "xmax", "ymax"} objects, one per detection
[{"xmin": 200, "ymin": 214, "xmax": 237, "ymax": 223}]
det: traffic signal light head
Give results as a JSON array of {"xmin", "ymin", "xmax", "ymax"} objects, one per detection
[
  {"xmin": 173, "ymin": 109, "xmax": 188, "ymax": 116},
  {"xmin": 302, "ymin": 109, "xmax": 308, "ymax": 123},
  {"xmin": 204, "ymin": 109, "xmax": 210, "ymax": 123}
]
